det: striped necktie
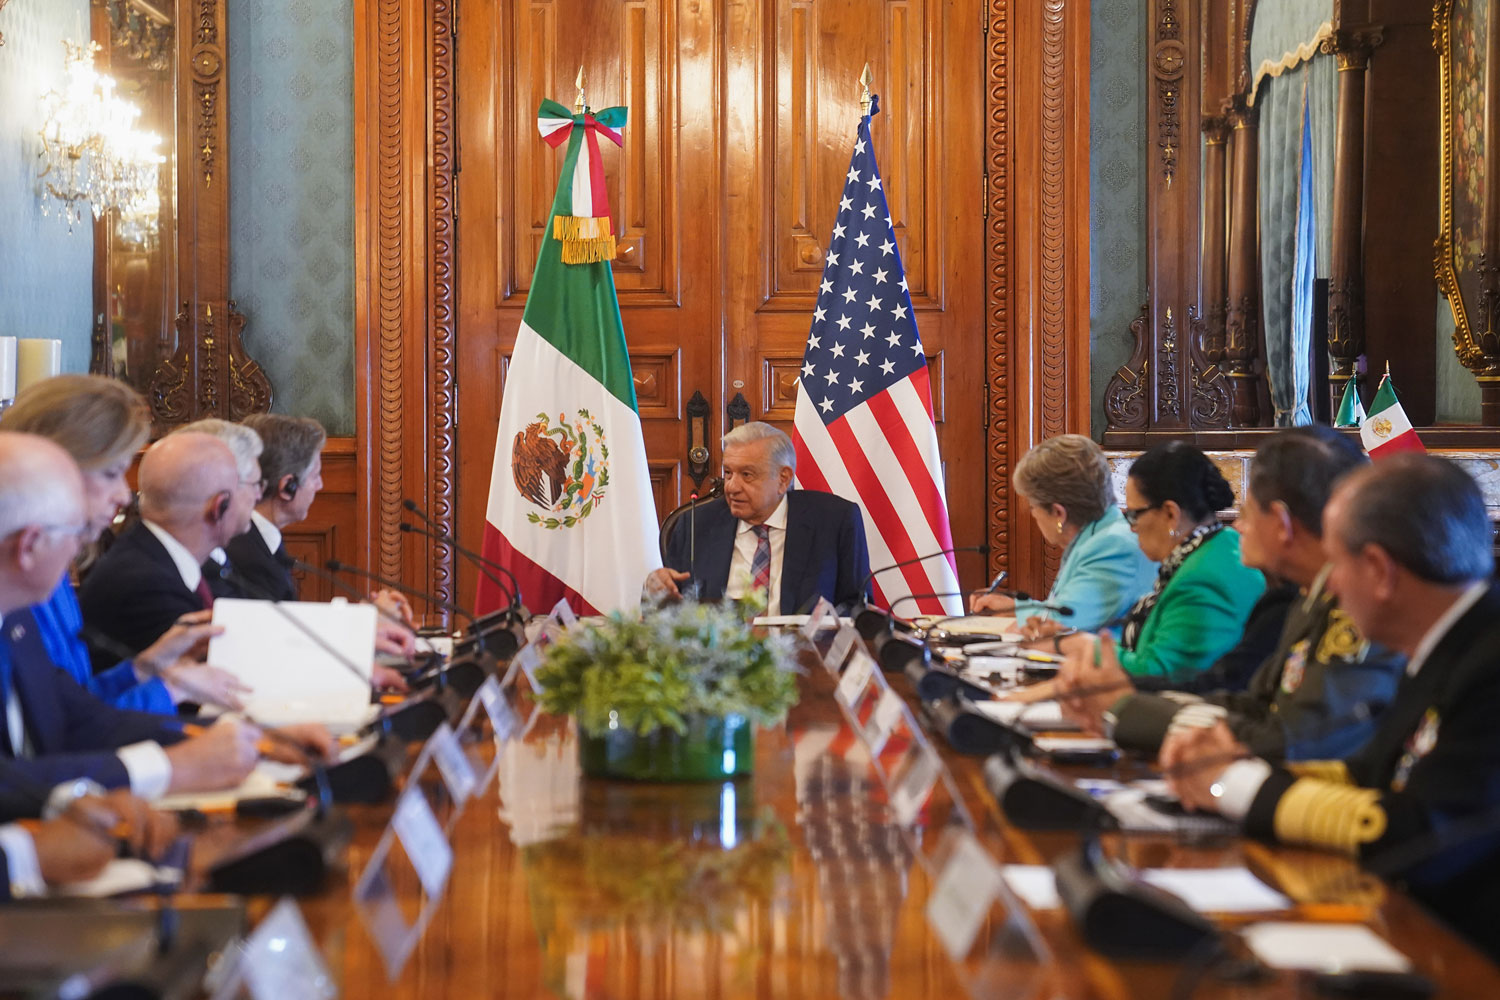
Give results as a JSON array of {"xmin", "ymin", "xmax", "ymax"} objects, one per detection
[{"xmin": 750, "ymin": 524, "xmax": 771, "ymax": 598}]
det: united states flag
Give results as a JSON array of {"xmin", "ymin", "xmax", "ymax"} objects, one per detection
[{"xmin": 792, "ymin": 96, "xmax": 961, "ymax": 617}]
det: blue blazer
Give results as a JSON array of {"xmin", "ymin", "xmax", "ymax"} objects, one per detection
[
  {"xmin": 30, "ymin": 576, "xmax": 174, "ymax": 715},
  {"xmin": 664, "ymin": 490, "xmax": 871, "ymax": 613},
  {"xmin": 0, "ymin": 610, "xmax": 183, "ymax": 799},
  {"xmin": 1013, "ymin": 506, "xmax": 1159, "ymax": 632}
]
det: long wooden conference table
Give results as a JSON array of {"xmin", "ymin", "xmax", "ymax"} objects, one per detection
[{"xmin": 259, "ymin": 632, "xmax": 1500, "ymax": 1000}]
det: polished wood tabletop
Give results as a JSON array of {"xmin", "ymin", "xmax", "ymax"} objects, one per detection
[{"xmin": 280, "ymin": 651, "xmax": 1500, "ymax": 999}]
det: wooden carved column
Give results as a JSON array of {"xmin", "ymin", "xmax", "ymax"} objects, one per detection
[
  {"xmin": 1190, "ymin": 115, "xmax": 1231, "ymax": 426},
  {"xmin": 1322, "ymin": 30, "xmax": 1378, "ymax": 417},
  {"xmin": 1223, "ymin": 95, "xmax": 1261, "ymax": 426}
]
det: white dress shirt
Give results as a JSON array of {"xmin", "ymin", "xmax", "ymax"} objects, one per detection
[
  {"xmin": 250, "ymin": 509, "xmax": 283, "ymax": 553},
  {"xmin": 0, "ymin": 823, "xmax": 43, "ymax": 897},
  {"xmin": 142, "ymin": 518, "xmax": 206, "ymax": 592},
  {"xmin": 725, "ymin": 496, "xmax": 789, "ymax": 615},
  {"xmin": 0, "ymin": 614, "xmax": 172, "ymax": 800},
  {"xmin": 1210, "ymin": 579, "xmax": 1491, "ymax": 821}
]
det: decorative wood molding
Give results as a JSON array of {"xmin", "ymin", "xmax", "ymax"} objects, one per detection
[
  {"xmin": 1039, "ymin": 0, "xmax": 1068, "ymax": 446},
  {"xmin": 428, "ymin": 0, "xmax": 458, "ymax": 606},
  {"xmin": 225, "ymin": 302, "xmax": 272, "ymax": 418},
  {"xmin": 1154, "ymin": 0, "xmax": 1185, "ymax": 188},
  {"xmin": 1103, "ymin": 305, "xmax": 1151, "ymax": 431},
  {"xmin": 984, "ymin": 0, "xmax": 1012, "ymax": 582}
]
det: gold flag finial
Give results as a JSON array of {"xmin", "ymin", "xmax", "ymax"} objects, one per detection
[
  {"xmin": 859, "ymin": 63, "xmax": 873, "ymax": 117},
  {"xmin": 1384, "ymin": 360, "xmax": 1391, "ymax": 381},
  {"xmin": 574, "ymin": 66, "xmax": 587, "ymax": 115}
]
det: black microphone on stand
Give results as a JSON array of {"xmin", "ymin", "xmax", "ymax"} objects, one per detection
[
  {"xmin": 325, "ymin": 559, "xmax": 522, "ymax": 662},
  {"xmin": 402, "ymin": 498, "xmax": 524, "ymax": 610},
  {"xmin": 854, "ymin": 544, "xmax": 990, "ymax": 639},
  {"xmin": 399, "ymin": 521, "xmax": 523, "ymax": 614}
]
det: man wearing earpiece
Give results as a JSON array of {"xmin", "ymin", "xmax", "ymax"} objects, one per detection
[
  {"xmin": 79, "ymin": 432, "xmax": 256, "ymax": 670},
  {"xmin": 223, "ymin": 414, "xmax": 326, "ymax": 603}
]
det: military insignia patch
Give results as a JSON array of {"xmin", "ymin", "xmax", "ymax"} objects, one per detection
[
  {"xmin": 512, "ymin": 409, "xmax": 610, "ymax": 529},
  {"xmin": 1316, "ymin": 610, "xmax": 1367, "ymax": 663},
  {"xmin": 1280, "ymin": 641, "xmax": 1309, "ymax": 694}
]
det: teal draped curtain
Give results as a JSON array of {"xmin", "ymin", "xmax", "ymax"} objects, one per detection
[{"xmin": 1257, "ymin": 56, "xmax": 1336, "ymax": 426}]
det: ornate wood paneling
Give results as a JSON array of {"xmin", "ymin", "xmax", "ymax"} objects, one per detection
[
  {"xmin": 504, "ymin": 0, "xmax": 677, "ymax": 303},
  {"xmin": 361, "ymin": 0, "xmax": 1092, "ymax": 606}
]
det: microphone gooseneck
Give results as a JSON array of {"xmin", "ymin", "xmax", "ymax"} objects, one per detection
[
  {"xmin": 402, "ymin": 498, "xmax": 524, "ymax": 609},
  {"xmin": 857, "ymin": 543, "xmax": 989, "ymax": 606},
  {"xmin": 399, "ymin": 521, "xmax": 519, "ymax": 610},
  {"xmin": 324, "ymin": 559, "xmax": 477, "ymax": 627}
]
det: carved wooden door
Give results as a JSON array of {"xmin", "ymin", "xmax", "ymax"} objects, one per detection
[{"xmin": 454, "ymin": 0, "xmax": 988, "ymax": 605}]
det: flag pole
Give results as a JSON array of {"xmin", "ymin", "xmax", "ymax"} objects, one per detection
[
  {"xmin": 859, "ymin": 63, "xmax": 873, "ymax": 118},
  {"xmin": 574, "ymin": 65, "xmax": 587, "ymax": 115}
]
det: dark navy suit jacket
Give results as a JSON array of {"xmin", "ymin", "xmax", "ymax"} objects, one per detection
[
  {"xmin": 78, "ymin": 521, "xmax": 207, "ymax": 673},
  {"xmin": 663, "ymin": 490, "xmax": 871, "ymax": 613},
  {"xmin": 0, "ymin": 610, "xmax": 183, "ymax": 809},
  {"xmin": 223, "ymin": 525, "xmax": 297, "ymax": 603}
]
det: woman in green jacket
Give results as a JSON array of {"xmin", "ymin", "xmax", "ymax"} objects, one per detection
[
  {"xmin": 1011, "ymin": 441, "xmax": 1265, "ymax": 702},
  {"xmin": 1100, "ymin": 441, "xmax": 1265, "ymax": 682}
]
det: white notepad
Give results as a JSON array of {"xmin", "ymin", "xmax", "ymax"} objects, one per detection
[
  {"xmin": 1241, "ymin": 922, "xmax": 1412, "ymax": 973},
  {"xmin": 208, "ymin": 598, "xmax": 377, "ymax": 731}
]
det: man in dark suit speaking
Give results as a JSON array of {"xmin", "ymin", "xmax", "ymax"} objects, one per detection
[{"xmin": 647, "ymin": 422, "xmax": 870, "ymax": 613}]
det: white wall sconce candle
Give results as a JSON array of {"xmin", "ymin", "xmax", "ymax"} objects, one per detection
[{"xmin": 16, "ymin": 339, "xmax": 62, "ymax": 394}]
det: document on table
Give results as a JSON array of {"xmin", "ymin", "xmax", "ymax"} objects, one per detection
[
  {"xmin": 1241, "ymin": 923, "xmax": 1412, "ymax": 972},
  {"xmin": 51, "ymin": 858, "xmax": 180, "ymax": 897},
  {"xmin": 1139, "ymin": 868, "xmax": 1292, "ymax": 913},
  {"xmin": 970, "ymin": 699, "xmax": 1079, "ymax": 732},
  {"xmin": 208, "ymin": 598, "xmax": 377, "ymax": 731},
  {"xmin": 999, "ymin": 865, "xmax": 1291, "ymax": 915},
  {"xmin": 753, "ymin": 614, "xmax": 854, "ymax": 628}
]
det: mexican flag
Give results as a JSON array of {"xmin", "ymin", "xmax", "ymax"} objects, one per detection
[
  {"xmin": 1360, "ymin": 372, "xmax": 1425, "ymax": 459},
  {"xmin": 1334, "ymin": 379, "xmax": 1365, "ymax": 428},
  {"xmin": 477, "ymin": 98, "xmax": 662, "ymax": 616}
]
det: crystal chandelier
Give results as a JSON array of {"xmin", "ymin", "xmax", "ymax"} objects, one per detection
[{"xmin": 37, "ymin": 40, "xmax": 164, "ymax": 232}]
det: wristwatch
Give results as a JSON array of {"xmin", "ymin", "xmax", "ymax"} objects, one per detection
[{"xmin": 42, "ymin": 777, "xmax": 107, "ymax": 820}]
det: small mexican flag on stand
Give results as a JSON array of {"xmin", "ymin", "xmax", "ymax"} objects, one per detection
[
  {"xmin": 1334, "ymin": 379, "xmax": 1365, "ymax": 427},
  {"xmin": 1359, "ymin": 366, "xmax": 1425, "ymax": 459}
]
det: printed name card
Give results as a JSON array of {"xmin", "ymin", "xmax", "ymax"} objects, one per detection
[
  {"xmin": 800, "ymin": 597, "xmax": 837, "ymax": 639},
  {"xmin": 836, "ymin": 649, "xmax": 876, "ymax": 708},
  {"xmin": 477, "ymin": 675, "xmax": 520, "ymax": 742},
  {"xmin": 548, "ymin": 597, "xmax": 578, "ymax": 629},
  {"xmin": 511, "ymin": 642, "xmax": 545, "ymax": 693},
  {"xmin": 890, "ymin": 746, "xmax": 943, "ymax": 827},
  {"xmin": 926, "ymin": 831, "xmax": 1006, "ymax": 961},
  {"xmin": 824, "ymin": 624, "xmax": 858, "ymax": 675},
  {"xmin": 391, "ymin": 788, "xmax": 453, "ymax": 900},
  {"xmin": 236, "ymin": 898, "xmax": 336, "ymax": 1000},
  {"xmin": 427, "ymin": 723, "xmax": 478, "ymax": 806},
  {"xmin": 865, "ymin": 687, "xmax": 907, "ymax": 758}
]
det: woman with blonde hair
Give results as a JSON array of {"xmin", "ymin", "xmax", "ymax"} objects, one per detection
[
  {"xmin": 1, "ymin": 375, "xmax": 247, "ymax": 713},
  {"xmin": 971, "ymin": 434, "xmax": 1156, "ymax": 633}
]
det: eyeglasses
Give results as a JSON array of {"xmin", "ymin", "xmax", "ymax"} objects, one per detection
[
  {"xmin": 1122, "ymin": 502, "xmax": 1163, "ymax": 527},
  {"xmin": 240, "ymin": 476, "xmax": 267, "ymax": 493}
]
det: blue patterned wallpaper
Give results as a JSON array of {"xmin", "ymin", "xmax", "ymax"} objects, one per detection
[
  {"xmin": 1088, "ymin": 0, "xmax": 1147, "ymax": 438},
  {"xmin": 228, "ymin": 0, "xmax": 355, "ymax": 435},
  {"xmin": 0, "ymin": 0, "xmax": 94, "ymax": 377}
]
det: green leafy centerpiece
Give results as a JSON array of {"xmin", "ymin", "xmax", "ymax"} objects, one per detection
[{"xmin": 534, "ymin": 599, "xmax": 799, "ymax": 780}]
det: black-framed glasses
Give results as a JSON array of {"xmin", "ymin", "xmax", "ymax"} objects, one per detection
[{"xmin": 1122, "ymin": 502, "xmax": 1163, "ymax": 527}]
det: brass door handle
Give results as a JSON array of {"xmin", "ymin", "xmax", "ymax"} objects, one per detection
[{"xmin": 686, "ymin": 390, "xmax": 710, "ymax": 489}]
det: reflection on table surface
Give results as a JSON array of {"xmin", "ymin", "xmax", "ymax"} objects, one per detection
[{"xmin": 290, "ymin": 661, "xmax": 1500, "ymax": 1000}]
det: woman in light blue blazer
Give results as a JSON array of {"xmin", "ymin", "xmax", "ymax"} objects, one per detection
[{"xmin": 971, "ymin": 434, "xmax": 1156, "ymax": 633}]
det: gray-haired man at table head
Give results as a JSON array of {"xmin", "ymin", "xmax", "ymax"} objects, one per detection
[
  {"xmin": 1058, "ymin": 425, "xmax": 1405, "ymax": 762},
  {"xmin": 646, "ymin": 422, "xmax": 871, "ymax": 614},
  {"xmin": 1162, "ymin": 453, "xmax": 1500, "ymax": 961}
]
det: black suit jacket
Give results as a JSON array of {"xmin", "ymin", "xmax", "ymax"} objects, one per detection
[
  {"xmin": 222, "ymin": 526, "xmax": 297, "ymax": 603},
  {"xmin": 663, "ymin": 490, "xmax": 870, "ymax": 613},
  {"xmin": 1245, "ymin": 582, "xmax": 1500, "ymax": 959},
  {"xmin": 0, "ymin": 610, "xmax": 183, "ymax": 811},
  {"xmin": 77, "ymin": 522, "xmax": 207, "ymax": 673}
]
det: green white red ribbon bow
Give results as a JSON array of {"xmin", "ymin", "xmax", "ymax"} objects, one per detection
[{"xmin": 537, "ymin": 98, "xmax": 627, "ymax": 263}]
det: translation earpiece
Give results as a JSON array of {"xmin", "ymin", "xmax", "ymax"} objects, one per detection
[{"xmin": 281, "ymin": 474, "xmax": 300, "ymax": 500}]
